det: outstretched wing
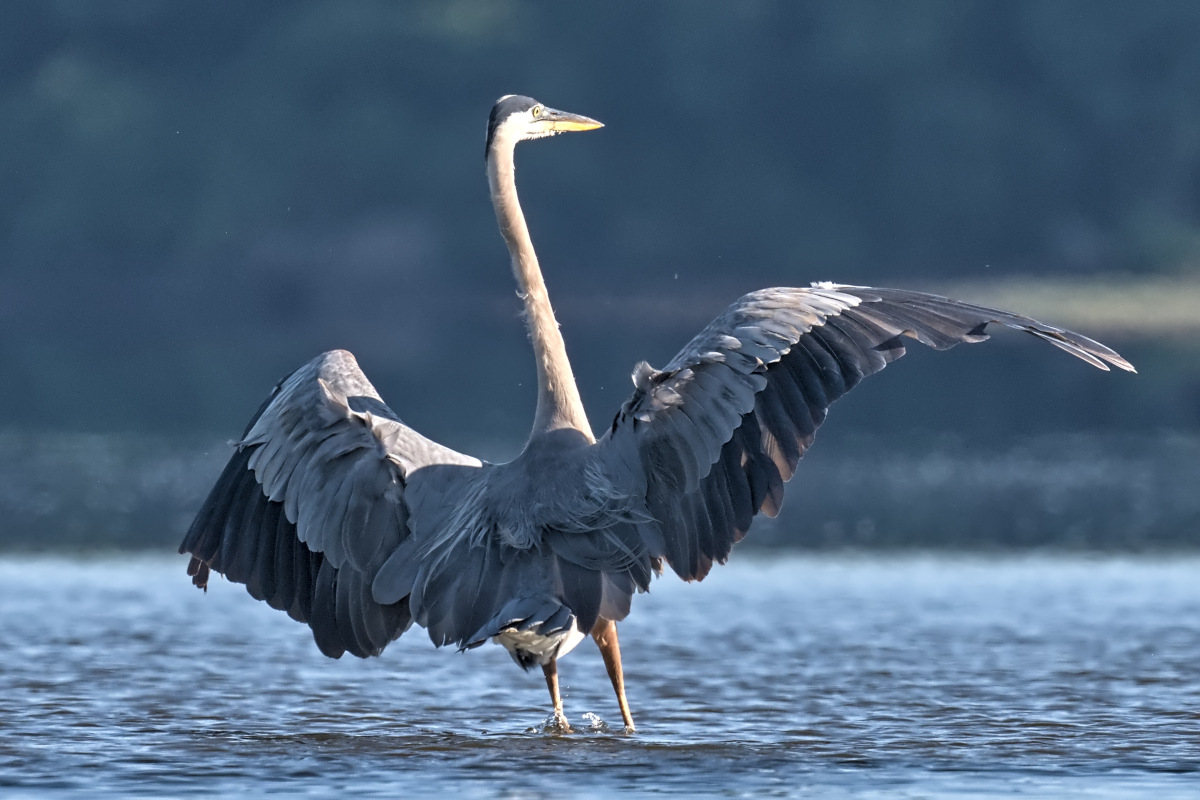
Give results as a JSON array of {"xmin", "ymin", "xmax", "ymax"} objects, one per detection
[
  {"xmin": 593, "ymin": 283, "xmax": 1134, "ymax": 581},
  {"xmin": 180, "ymin": 349, "xmax": 482, "ymax": 658}
]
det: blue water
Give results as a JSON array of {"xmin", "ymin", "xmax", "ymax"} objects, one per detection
[{"xmin": 1, "ymin": 554, "xmax": 1197, "ymax": 798}]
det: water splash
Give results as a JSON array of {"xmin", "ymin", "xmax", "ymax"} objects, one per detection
[{"xmin": 580, "ymin": 711, "xmax": 610, "ymax": 733}]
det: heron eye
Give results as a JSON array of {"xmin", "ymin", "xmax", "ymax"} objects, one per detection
[{"xmin": 532, "ymin": 105, "xmax": 543, "ymax": 117}]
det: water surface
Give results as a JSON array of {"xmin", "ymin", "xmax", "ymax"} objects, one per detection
[{"xmin": 1, "ymin": 555, "xmax": 1197, "ymax": 797}]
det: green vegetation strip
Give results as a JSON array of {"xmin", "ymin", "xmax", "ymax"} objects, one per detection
[{"xmin": 936, "ymin": 274, "xmax": 1200, "ymax": 338}]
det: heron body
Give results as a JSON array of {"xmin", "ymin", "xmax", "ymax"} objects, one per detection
[{"xmin": 181, "ymin": 95, "xmax": 1134, "ymax": 732}]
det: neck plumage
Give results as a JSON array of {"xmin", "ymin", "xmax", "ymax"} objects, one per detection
[{"xmin": 487, "ymin": 140, "xmax": 594, "ymax": 442}]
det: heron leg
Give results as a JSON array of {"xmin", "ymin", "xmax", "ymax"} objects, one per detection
[
  {"xmin": 541, "ymin": 658, "xmax": 571, "ymax": 732},
  {"xmin": 591, "ymin": 617, "xmax": 635, "ymax": 732}
]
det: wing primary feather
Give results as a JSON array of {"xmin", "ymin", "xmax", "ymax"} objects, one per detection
[
  {"xmin": 823, "ymin": 315, "xmax": 891, "ymax": 375},
  {"xmin": 183, "ymin": 446, "xmax": 252, "ymax": 563},
  {"xmin": 270, "ymin": 506, "xmax": 299, "ymax": 617},
  {"xmin": 686, "ymin": 490, "xmax": 716, "ymax": 580},
  {"xmin": 214, "ymin": 469, "xmax": 258, "ymax": 580},
  {"xmin": 310, "ymin": 559, "xmax": 346, "ymax": 658},
  {"xmin": 720, "ymin": 435, "xmax": 754, "ymax": 534},
  {"xmin": 702, "ymin": 460, "xmax": 739, "ymax": 548},
  {"xmin": 340, "ymin": 569, "xmax": 373, "ymax": 658},
  {"xmin": 807, "ymin": 322, "xmax": 868, "ymax": 391},
  {"xmin": 791, "ymin": 337, "xmax": 841, "ymax": 406},
  {"xmin": 781, "ymin": 343, "xmax": 834, "ymax": 427},
  {"xmin": 290, "ymin": 540, "xmax": 318, "ymax": 624},
  {"xmin": 672, "ymin": 486, "xmax": 702, "ymax": 579},
  {"xmin": 754, "ymin": 384, "xmax": 802, "ymax": 479},
  {"xmin": 245, "ymin": 498, "xmax": 279, "ymax": 602},
  {"xmin": 769, "ymin": 360, "xmax": 818, "ymax": 441},
  {"xmin": 230, "ymin": 479, "xmax": 267, "ymax": 590}
]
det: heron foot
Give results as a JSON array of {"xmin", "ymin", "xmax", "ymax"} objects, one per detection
[{"xmin": 541, "ymin": 711, "xmax": 572, "ymax": 734}]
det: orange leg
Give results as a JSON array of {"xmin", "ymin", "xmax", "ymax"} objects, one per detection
[
  {"xmin": 592, "ymin": 617, "xmax": 635, "ymax": 732},
  {"xmin": 542, "ymin": 658, "xmax": 571, "ymax": 732}
]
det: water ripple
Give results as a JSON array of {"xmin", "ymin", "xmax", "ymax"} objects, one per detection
[{"xmin": 1, "ymin": 554, "xmax": 1198, "ymax": 798}]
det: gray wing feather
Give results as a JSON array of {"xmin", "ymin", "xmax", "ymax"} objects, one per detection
[
  {"xmin": 595, "ymin": 284, "xmax": 1133, "ymax": 582},
  {"xmin": 180, "ymin": 349, "xmax": 482, "ymax": 658}
]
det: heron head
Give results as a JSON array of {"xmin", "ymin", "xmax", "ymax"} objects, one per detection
[{"xmin": 486, "ymin": 95, "xmax": 602, "ymax": 158}]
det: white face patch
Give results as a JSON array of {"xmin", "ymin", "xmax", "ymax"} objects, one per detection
[{"xmin": 494, "ymin": 109, "xmax": 560, "ymax": 143}]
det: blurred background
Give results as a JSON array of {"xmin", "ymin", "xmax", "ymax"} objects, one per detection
[{"xmin": 1, "ymin": 0, "xmax": 1197, "ymax": 551}]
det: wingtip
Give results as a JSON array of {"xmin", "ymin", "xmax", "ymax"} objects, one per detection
[
  {"xmin": 1095, "ymin": 349, "xmax": 1136, "ymax": 374},
  {"xmin": 1106, "ymin": 351, "xmax": 1137, "ymax": 373}
]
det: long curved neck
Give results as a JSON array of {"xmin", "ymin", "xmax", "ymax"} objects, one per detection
[{"xmin": 487, "ymin": 139, "xmax": 594, "ymax": 442}]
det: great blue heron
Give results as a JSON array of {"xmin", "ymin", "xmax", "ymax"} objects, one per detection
[{"xmin": 180, "ymin": 94, "xmax": 1134, "ymax": 733}]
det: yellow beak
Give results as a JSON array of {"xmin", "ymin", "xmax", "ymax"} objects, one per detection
[{"xmin": 542, "ymin": 107, "xmax": 604, "ymax": 133}]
